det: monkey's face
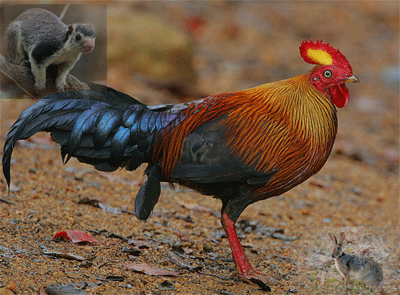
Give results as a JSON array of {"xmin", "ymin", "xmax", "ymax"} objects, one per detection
[{"xmin": 67, "ymin": 24, "xmax": 96, "ymax": 53}]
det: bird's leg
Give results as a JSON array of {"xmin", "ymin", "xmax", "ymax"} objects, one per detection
[{"xmin": 221, "ymin": 213, "xmax": 277, "ymax": 290}]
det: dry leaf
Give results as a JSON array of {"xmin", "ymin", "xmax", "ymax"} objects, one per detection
[
  {"xmin": 128, "ymin": 239, "xmax": 155, "ymax": 249},
  {"xmin": 45, "ymin": 283, "xmax": 91, "ymax": 295},
  {"xmin": 169, "ymin": 251, "xmax": 202, "ymax": 271},
  {"xmin": 123, "ymin": 262, "xmax": 179, "ymax": 276},
  {"xmin": 175, "ymin": 197, "xmax": 220, "ymax": 217},
  {"xmin": 42, "ymin": 250, "xmax": 86, "ymax": 261}
]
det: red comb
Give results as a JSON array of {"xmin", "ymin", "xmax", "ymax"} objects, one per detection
[{"xmin": 299, "ymin": 39, "xmax": 352, "ymax": 71}]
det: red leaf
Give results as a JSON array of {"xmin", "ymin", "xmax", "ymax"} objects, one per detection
[
  {"xmin": 123, "ymin": 262, "xmax": 179, "ymax": 276},
  {"xmin": 53, "ymin": 230, "xmax": 101, "ymax": 244}
]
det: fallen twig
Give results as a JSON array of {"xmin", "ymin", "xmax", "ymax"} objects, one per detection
[{"xmin": 0, "ymin": 197, "xmax": 14, "ymax": 205}]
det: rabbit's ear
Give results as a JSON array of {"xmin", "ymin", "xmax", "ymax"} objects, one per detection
[
  {"xmin": 339, "ymin": 232, "xmax": 346, "ymax": 243},
  {"xmin": 328, "ymin": 233, "xmax": 337, "ymax": 244}
]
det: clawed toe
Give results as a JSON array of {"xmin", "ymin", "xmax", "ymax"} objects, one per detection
[{"xmin": 239, "ymin": 269, "xmax": 280, "ymax": 291}]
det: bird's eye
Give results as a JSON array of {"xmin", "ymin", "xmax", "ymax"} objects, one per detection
[{"xmin": 323, "ymin": 70, "xmax": 333, "ymax": 78}]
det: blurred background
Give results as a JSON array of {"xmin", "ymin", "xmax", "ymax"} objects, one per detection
[{"xmin": 0, "ymin": 2, "xmax": 398, "ymax": 294}]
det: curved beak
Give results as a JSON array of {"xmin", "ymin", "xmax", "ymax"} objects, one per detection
[{"xmin": 345, "ymin": 75, "xmax": 360, "ymax": 83}]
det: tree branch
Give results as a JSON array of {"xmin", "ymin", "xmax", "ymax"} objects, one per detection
[{"xmin": 0, "ymin": 60, "xmax": 87, "ymax": 99}]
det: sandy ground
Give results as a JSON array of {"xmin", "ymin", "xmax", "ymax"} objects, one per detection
[{"xmin": 0, "ymin": 2, "xmax": 399, "ymax": 295}]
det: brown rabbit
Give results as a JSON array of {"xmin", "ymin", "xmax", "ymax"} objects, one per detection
[{"xmin": 329, "ymin": 232, "xmax": 383, "ymax": 289}]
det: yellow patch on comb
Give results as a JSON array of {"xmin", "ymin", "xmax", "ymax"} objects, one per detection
[{"xmin": 307, "ymin": 48, "xmax": 333, "ymax": 65}]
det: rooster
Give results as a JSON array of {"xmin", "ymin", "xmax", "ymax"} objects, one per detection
[{"xmin": 2, "ymin": 39, "xmax": 358, "ymax": 290}]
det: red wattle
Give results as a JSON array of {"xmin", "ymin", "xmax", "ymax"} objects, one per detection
[{"xmin": 330, "ymin": 84, "xmax": 349, "ymax": 108}]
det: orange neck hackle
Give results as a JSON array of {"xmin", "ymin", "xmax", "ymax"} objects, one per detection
[{"xmin": 225, "ymin": 72, "xmax": 337, "ymax": 173}]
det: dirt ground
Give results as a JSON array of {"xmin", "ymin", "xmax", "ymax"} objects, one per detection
[{"xmin": 0, "ymin": 2, "xmax": 399, "ymax": 295}]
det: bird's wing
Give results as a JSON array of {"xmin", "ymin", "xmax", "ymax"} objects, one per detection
[{"xmin": 170, "ymin": 117, "xmax": 275, "ymax": 185}]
